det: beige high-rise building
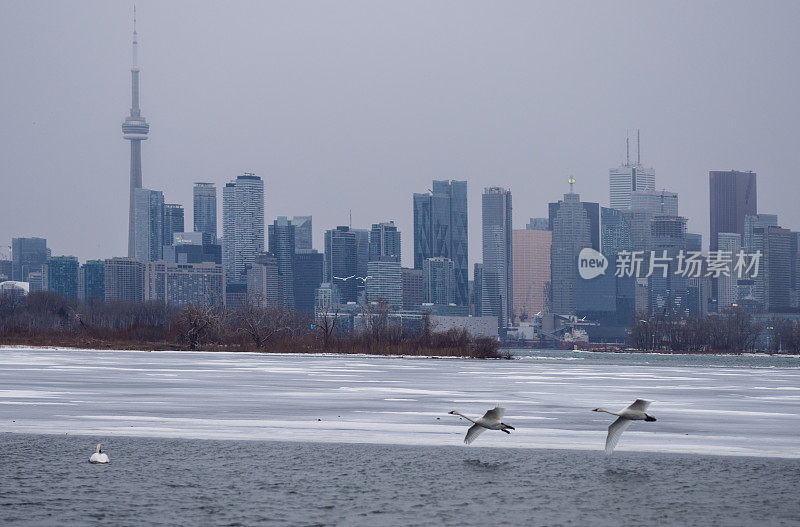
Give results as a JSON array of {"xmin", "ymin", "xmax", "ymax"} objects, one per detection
[{"xmin": 512, "ymin": 229, "xmax": 551, "ymax": 322}]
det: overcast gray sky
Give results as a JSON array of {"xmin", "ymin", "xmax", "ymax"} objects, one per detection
[{"xmin": 2, "ymin": 1, "xmax": 799, "ymax": 268}]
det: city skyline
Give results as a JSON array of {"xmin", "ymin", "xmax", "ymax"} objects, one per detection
[{"xmin": 3, "ymin": 3, "xmax": 800, "ymax": 269}]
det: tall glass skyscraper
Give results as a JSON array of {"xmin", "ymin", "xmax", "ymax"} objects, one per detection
[
  {"xmin": 133, "ymin": 188, "xmax": 164, "ymax": 262},
  {"xmin": 43, "ymin": 256, "xmax": 79, "ymax": 299},
  {"xmin": 11, "ymin": 237, "xmax": 48, "ymax": 282},
  {"xmin": 369, "ymin": 221, "xmax": 401, "ymax": 261},
  {"xmin": 163, "ymin": 204, "xmax": 184, "ymax": 247},
  {"xmin": 193, "ymin": 183, "xmax": 217, "ymax": 242},
  {"xmin": 413, "ymin": 180, "xmax": 468, "ymax": 305},
  {"xmin": 709, "ymin": 170, "xmax": 757, "ymax": 251},
  {"xmin": 268, "ymin": 216, "xmax": 296, "ymax": 308},
  {"xmin": 324, "ymin": 226, "xmax": 357, "ymax": 303},
  {"xmin": 222, "ymin": 173, "xmax": 265, "ymax": 283},
  {"xmin": 481, "ymin": 187, "xmax": 513, "ymax": 327},
  {"xmin": 548, "ymin": 183, "xmax": 599, "ymax": 315},
  {"xmin": 292, "ymin": 216, "xmax": 313, "ymax": 251},
  {"xmin": 512, "ymin": 227, "xmax": 551, "ymax": 322}
]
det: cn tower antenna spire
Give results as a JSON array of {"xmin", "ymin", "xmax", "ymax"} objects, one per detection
[{"xmin": 132, "ymin": 6, "xmax": 138, "ymax": 67}]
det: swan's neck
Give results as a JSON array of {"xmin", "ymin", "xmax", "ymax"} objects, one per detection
[
  {"xmin": 596, "ymin": 408, "xmax": 622, "ymax": 417},
  {"xmin": 453, "ymin": 412, "xmax": 478, "ymax": 424}
]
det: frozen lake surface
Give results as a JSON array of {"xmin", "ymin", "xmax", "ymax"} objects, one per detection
[{"xmin": 1, "ymin": 347, "xmax": 799, "ymax": 458}]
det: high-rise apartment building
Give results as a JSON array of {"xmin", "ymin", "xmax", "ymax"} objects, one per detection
[
  {"xmin": 709, "ymin": 170, "xmax": 757, "ymax": 251},
  {"xmin": 422, "ymin": 257, "xmax": 455, "ymax": 305},
  {"xmin": 104, "ymin": 257, "xmax": 145, "ymax": 303},
  {"xmin": 401, "ymin": 267, "xmax": 423, "ymax": 311},
  {"xmin": 163, "ymin": 204, "xmax": 185, "ymax": 247},
  {"xmin": 164, "ymin": 232, "xmax": 222, "ymax": 264},
  {"xmin": 369, "ymin": 222, "xmax": 401, "ymax": 261},
  {"xmin": 353, "ymin": 229, "xmax": 370, "ymax": 283},
  {"xmin": 123, "ymin": 11, "xmax": 150, "ymax": 258},
  {"xmin": 144, "ymin": 261, "xmax": 224, "ymax": 306},
  {"xmin": 193, "ymin": 183, "xmax": 217, "ymax": 242},
  {"xmin": 366, "ymin": 257, "xmax": 403, "ymax": 309},
  {"xmin": 133, "ymin": 188, "xmax": 164, "ymax": 262},
  {"xmin": 650, "ymin": 216, "xmax": 689, "ymax": 314},
  {"xmin": 512, "ymin": 228, "xmax": 551, "ymax": 322},
  {"xmin": 413, "ymin": 180, "xmax": 468, "ymax": 305},
  {"xmin": 268, "ymin": 217, "xmax": 295, "ymax": 308},
  {"xmin": 473, "ymin": 263, "xmax": 483, "ymax": 317},
  {"xmin": 324, "ymin": 226, "xmax": 358, "ymax": 303},
  {"xmin": 292, "ymin": 216, "xmax": 313, "ymax": 252},
  {"xmin": 0, "ymin": 260, "xmax": 12, "ymax": 281},
  {"xmin": 11, "ymin": 237, "xmax": 48, "ymax": 282},
  {"xmin": 753, "ymin": 226, "xmax": 793, "ymax": 313},
  {"xmin": 222, "ymin": 173, "xmax": 265, "ymax": 283},
  {"xmin": 481, "ymin": 187, "xmax": 513, "ymax": 327},
  {"xmin": 246, "ymin": 252, "xmax": 283, "ymax": 306},
  {"xmin": 79, "ymin": 260, "xmax": 106, "ymax": 302},
  {"xmin": 43, "ymin": 256, "xmax": 79, "ymax": 299},
  {"xmin": 743, "ymin": 214, "xmax": 778, "ymax": 251},
  {"xmin": 609, "ymin": 133, "xmax": 655, "ymax": 210}
]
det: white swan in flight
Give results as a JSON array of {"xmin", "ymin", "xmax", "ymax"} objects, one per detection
[
  {"xmin": 593, "ymin": 399, "xmax": 656, "ymax": 455},
  {"xmin": 448, "ymin": 406, "xmax": 515, "ymax": 444},
  {"xmin": 89, "ymin": 443, "xmax": 109, "ymax": 464}
]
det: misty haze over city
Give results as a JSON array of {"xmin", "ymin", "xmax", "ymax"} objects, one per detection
[{"xmin": 2, "ymin": 1, "xmax": 799, "ymax": 266}]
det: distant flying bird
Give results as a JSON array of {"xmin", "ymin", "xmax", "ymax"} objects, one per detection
[
  {"xmin": 89, "ymin": 443, "xmax": 109, "ymax": 464},
  {"xmin": 448, "ymin": 407, "xmax": 515, "ymax": 444},
  {"xmin": 592, "ymin": 399, "xmax": 656, "ymax": 455}
]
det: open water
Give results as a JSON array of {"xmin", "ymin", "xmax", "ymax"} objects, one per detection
[{"xmin": 1, "ymin": 347, "xmax": 799, "ymax": 525}]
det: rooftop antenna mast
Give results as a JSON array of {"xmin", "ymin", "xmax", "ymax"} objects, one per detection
[
  {"xmin": 637, "ymin": 128, "xmax": 641, "ymax": 165},
  {"xmin": 349, "ymin": 209, "xmax": 352, "ymax": 228},
  {"xmin": 626, "ymin": 133, "xmax": 630, "ymax": 166}
]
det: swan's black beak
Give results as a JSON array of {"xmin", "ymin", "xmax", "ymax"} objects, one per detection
[
  {"xmin": 645, "ymin": 415, "xmax": 657, "ymax": 422},
  {"xmin": 592, "ymin": 408, "xmax": 600, "ymax": 412},
  {"xmin": 448, "ymin": 411, "xmax": 457, "ymax": 414}
]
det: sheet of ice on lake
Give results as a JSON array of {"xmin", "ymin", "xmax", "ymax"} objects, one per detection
[{"xmin": 1, "ymin": 347, "xmax": 798, "ymax": 458}]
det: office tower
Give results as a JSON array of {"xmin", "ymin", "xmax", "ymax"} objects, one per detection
[
  {"xmin": 43, "ymin": 256, "xmax": 79, "ymax": 299},
  {"xmin": 526, "ymin": 218, "xmax": 549, "ymax": 231},
  {"xmin": 246, "ymin": 252, "xmax": 283, "ymax": 306},
  {"xmin": 0, "ymin": 259, "xmax": 11, "ymax": 281},
  {"xmin": 144, "ymin": 261, "xmax": 224, "ymax": 306},
  {"xmin": 481, "ymin": 187, "xmax": 513, "ymax": 327},
  {"xmin": 79, "ymin": 260, "xmax": 106, "ymax": 302},
  {"xmin": 123, "ymin": 9, "xmax": 151, "ymax": 258},
  {"xmin": 11, "ymin": 237, "xmax": 48, "ymax": 282},
  {"xmin": 473, "ymin": 263, "xmax": 483, "ymax": 317},
  {"xmin": 743, "ymin": 214, "xmax": 778, "ymax": 251},
  {"xmin": 366, "ymin": 256, "xmax": 403, "ymax": 308},
  {"xmin": 353, "ymin": 229, "xmax": 370, "ymax": 281},
  {"xmin": 548, "ymin": 180, "xmax": 600, "ymax": 315},
  {"xmin": 133, "ymin": 188, "xmax": 164, "ymax": 262},
  {"xmin": 369, "ymin": 221, "xmax": 401, "ymax": 261},
  {"xmin": 226, "ymin": 282, "xmax": 247, "ymax": 310},
  {"xmin": 624, "ymin": 190, "xmax": 679, "ymax": 252},
  {"xmin": 401, "ymin": 267, "xmax": 423, "ymax": 311},
  {"xmin": 268, "ymin": 217, "xmax": 295, "ymax": 308},
  {"xmin": 752, "ymin": 226, "xmax": 793, "ymax": 313},
  {"xmin": 650, "ymin": 216, "xmax": 688, "ymax": 314},
  {"xmin": 222, "ymin": 173, "xmax": 265, "ymax": 283},
  {"xmin": 512, "ymin": 228, "xmax": 551, "ymax": 322},
  {"xmin": 609, "ymin": 131, "xmax": 655, "ymax": 210},
  {"xmin": 324, "ymin": 226, "xmax": 357, "ymax": 303},
  {"xmin": 686, "ymin": 233, "xmax": 702, "ymax": 253},
  {"xmin": 292, "ymin": 216, "xmax": 312, "ymax": 252},
  {"xmin": 163, "ymin": 204, "xmax": 184, "ymax": 247},
  {"xmin": 164, "ymin": 232, "xmax": 222, "ymax": 264},
  {"xmin": 413, "ymin": 180, "xmax": 468, "ymax": 306},
  {"xmin": 315, "ymin": 283, "xmax": 338, "ymax": 314},
  {"xmin": 104, "ymin": 257, "xmax": 145, "ymax": 302},
  {"xmin": 717, "ymin": 233, "xmax": 741, "ymax": 311},
  {"xmin": 193, "ymin": 183, "xmax": 217, "ymax": 241},
  {"xmin": 630, "ymin": 190, "xmax": 678, "ymax": 216},
  {"xmin": 709, "ymin": 170, "xmax": 757, "ymax": 251},
  {"xmin": 293, "ymin": 250, "xmax": 323, "ymax": 313},
  {"xmin": 422, "ymin": 257, "xmax": 455, "ymax": 305}
]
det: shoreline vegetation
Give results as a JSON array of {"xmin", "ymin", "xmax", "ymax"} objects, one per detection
[{"xmin": 0, "ymin": 291, "xmax": 508, "ymax": 359}]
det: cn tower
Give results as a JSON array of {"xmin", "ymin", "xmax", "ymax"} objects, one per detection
[{"xmin": 122, "ymin": 8, "xmax": 150, "ymax": 258}]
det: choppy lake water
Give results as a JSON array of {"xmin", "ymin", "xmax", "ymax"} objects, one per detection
[{"xmin": 1, "ymin": 347, "xmax": 799, "ymax": 525}]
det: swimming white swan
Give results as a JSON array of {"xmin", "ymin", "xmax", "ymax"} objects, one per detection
[
  {"xmin": 89, "ymin": 443, "xmax": 109, "ymax": 464},
  {"xmin": 448, "ymin": 406, "xmax": 515, "ymax": 444},
  {"xmin": 593, "ymin": 399, "xmax": 656, "ymax": 455}
]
